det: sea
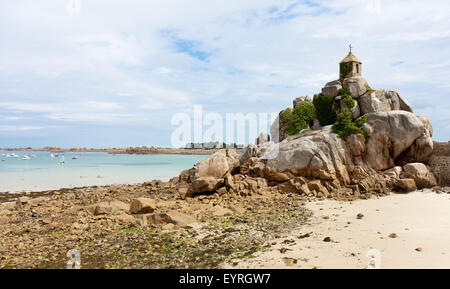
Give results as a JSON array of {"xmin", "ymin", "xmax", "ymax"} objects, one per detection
[{"xmin": 0, "ymin": 151, "xmax": 207, "ymax": 193}]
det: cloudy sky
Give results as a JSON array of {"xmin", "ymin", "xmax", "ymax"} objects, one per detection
[{"xmin": 0, "ymin": 0, "xmax": 449, "ymax": 148}]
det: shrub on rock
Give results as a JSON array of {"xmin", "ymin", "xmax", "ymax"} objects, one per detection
[
  {"xmin": 279, "ymin": 101, "xmax": 315, "ymax": 136},
  {"xmin": 313, "ymin": 94, "xmax": 337, "ymax": 126},
  {"xmin": 332, "ymin": 109, "xmax": 367, "ymax": 140}
]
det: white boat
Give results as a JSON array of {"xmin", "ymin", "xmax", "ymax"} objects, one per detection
[
  {"xmin": 59, "ymin": 156, "xmax": 65, "ymax": 165},
  {"xmin": 11, "ymin": 153, "xmax": 19, "ymax": 158},
  {"xmin": 50, "ymin": 153, "xmax": 55, "ymax": 158},
  {"xmin": 72, "ymin": 156, "xmax": 78, "ymax": 159},
  {"xmin": 6, "ymin": 154, "xmax": 11, "ymax": 158},
  {"xmin": 22, "ymin": 155, "xmax": 31, "ymax": 160}
]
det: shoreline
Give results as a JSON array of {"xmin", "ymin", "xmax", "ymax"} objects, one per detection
[
  {"xmin": 1, "ymin": 180, "xmax": 448, "ymax": 268},
  {"xmin": 1, "ymin": 147, "xmax": 243, "ymax": 155},
  {"xmin": 0, "ymin": 178, "xmax": 311, "ymax": 268}
]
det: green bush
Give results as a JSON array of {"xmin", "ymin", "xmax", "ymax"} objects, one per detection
[
  {"xmin": 293, "ymin": 101, "xmax": 315, "ymax": 125},
  {"xmin": 332, "ymin": 109, "xmax": 368, "ymax": 139},
  {"xmin": 339, "ymin": 88, "xmax": 355, "ymax": 109},
  {"xmin": 279, "ymin": 102, "xmax": 316, "ymax": 136},
  {"xmin": 279, "ymin": 108, "xmax": 293, "ymax": 133},
  {"xmin": 341, "ymin": 94, "xmax": 355, "ymax": 109},
  {"xmin": 313, "ymin": 94, "xmax": 337, "ymax": 126}
]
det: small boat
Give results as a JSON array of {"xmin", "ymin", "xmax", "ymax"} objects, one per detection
[
  {"xmin": 22, "ymin": 155, "xmax": 31, "ymax": 160},
  {"xmin": 59, "ymin": 156, "xmax": 65, "ymax": 165},
  {"xmin": 11, "ymin": 153, "xmax": 19, "ymax": 158},
  {"xmin": 72, "ymin": 156, "xmax": 78, "ymax": 159},
  {"xmin": 6, "ymin": 154, "xmax": 11, "ymax": 158},
  {"xmin": 50, "ymin": 153, "xmax": 55, "ymax": 158},
  {"xmin": 1, "ymin": 159, "xmax": 5, "ymax": 162}
]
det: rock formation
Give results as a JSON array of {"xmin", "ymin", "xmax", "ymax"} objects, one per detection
[
  {"xmin": 429, "ymin": 141, "xmax": 450, "ymax": 186},
  {"xmin": 179, "ymin": 50, "xmax": 441, "ymax": 200}
]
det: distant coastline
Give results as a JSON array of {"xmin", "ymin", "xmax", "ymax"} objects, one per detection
[{"xmin": 1, "ymin": 146, "xmax": 242, "ymax": 155}]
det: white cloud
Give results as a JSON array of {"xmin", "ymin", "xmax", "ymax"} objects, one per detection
[
  {"xmin": 0, "ymin": 125, "xmax": 47, "ymax": 132},
  {"xmin": 0, "ymin": 0, "xmax": 449, "ymax": 145}
]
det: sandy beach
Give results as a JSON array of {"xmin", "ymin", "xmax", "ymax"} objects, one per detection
[{"xmin": 226, "ymin": 190, "xmax": 450, "ymax": 269}]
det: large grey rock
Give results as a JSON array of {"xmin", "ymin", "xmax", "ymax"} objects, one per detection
[
  {"xmin": 270, "ymin": 109, "xmax": 288, "ymax": 143},
  {"xmin": 197, "ymin": 152, "xmax": 229, "ymax": 178},
  {"xmin": 93, "ymin": 201, "xmax": 129, "ymax": 216},
  {"xmin": 321, "ymin": 80, "xmax": 342, "ymax": 98},
  {"xmin": 429, "ymin": 142, "xmax": 450, "ymax": 186},
  {"xmin": 188, "ymin": 151, "xmax": 233, "ymax": 194},
  {"xmin": 191, "ymin": 176, "xmax": 224, "ymax": 193},
  {"xmin": 396, "ymin": 178, "xmax": 417, "ymax": 192},
  {"xmin": 240, "ymin": 143, "xmax": 257, "ymax": 163},
  {"xmin": 339, "ymin": 99, "xmax": 361, "ymax": 119},
  {"xmin": 255, "ymin": 132, "xmax": 270, "ymax": 145},
  {"xmin": 364, "ymin": 111, "xmax": 426, "ymax": 170},
  {"xmin": 358, "ymin": 89, "xmax": 413, "ymax": 114},
  {"xmin": 396, "ymin": 115, "xmax": 433, "ymax": 164},
  {"xmin": 293, "ymin": 96, "xmax": 311, "ymax": 107},
  {"xmin": 417, "ymin": 115, "xmax": 433, "ymax": 137},
  {"xmin": 261, "ymin": 127, "xmax": 351, "ymax": 183},
  {"xmin": 129, "ymin": 198, "xmax": 156, "ymax": 214},
  {"xmin": 402, "ymin": 162, "xmax": 437, "ymax": 188},
  {"xmin": 343, "ymin": 77, "xmax": 368, "ymax": 98}
]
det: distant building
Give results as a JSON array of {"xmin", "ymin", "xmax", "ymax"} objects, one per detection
[
  {"xmin": 339, "ymin": 45, "xmax": 362, "ymax": 80},
  {"xmin": 184, "ymin": 142, "xmax": 244, "ymax": 149}
]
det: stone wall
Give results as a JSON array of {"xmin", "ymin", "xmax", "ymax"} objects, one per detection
[{"xmin": 429, "ymin": 141, "xmax": 450, "ymax": 186}]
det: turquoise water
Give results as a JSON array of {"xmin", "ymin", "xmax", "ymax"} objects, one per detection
[{"xmin": 0, "ymin": 151, "xmax": 207, "ymax": 193}]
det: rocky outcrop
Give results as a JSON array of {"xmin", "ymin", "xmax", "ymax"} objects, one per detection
[
  {"xmin": 293, "ymin": 96, "xmax": 311, "ymax": 107},
  {"xmin": 93, "ymin": 201, "xmax": 129, "ymax": 216},
  {"xmin": 197, "ymin": 152, "xmax": 229, "ymax": 178},
  {"xmin": 270, "ymin": 110, "xmax": 286, "ymax": 143},
  {"xmin": 429, "ymin": 141, "xmax": 450, "ymax": 186},
  {"xmin": 191, "ymin": 177, "xmax": 224, "ymax": 194},
  {"xmin": 343, "ymin": 76, "xmax": 368, "ymax": 98},
  {"xmin": 322, "ymin": 80, "xmax": 342, "ymax": 98},
  {"xmin": 396, "ymin": 115, "xmax": 434, "ymax": 165},
  {"xmin": 181, "ymin": 72, "xmax": 438, "ymax": 200},
  {"xmin": 363, "ymin": 111, "xmax": 430, "ymax": 170},
  {"xmin": 401, "ymin": 163, "xmax": 437, "ymax": 189},
  {"xmin": 188, "ymin": 150, "xmax": 242, "ymax": 194},
  {"xmin": 395, "ymin": 178, "xmax": 417, "ymax": 193},
  {"xmin": 339, "ymin": 98, "xmax": 360, "ymax": 119},
  {"xmin": 261, "ymin": 127, "xmax": 351, "ymax": 183},
  {"xmin": 358, "ymin": 89, "xmax": 413, "ymax": 115},
  {"xmin": 255, "ymin": 132, "xmax": 270, "ymax": 145},
  {"xmin": 129, "ymin": 198, "xmax": 157, "ymax": 214}
]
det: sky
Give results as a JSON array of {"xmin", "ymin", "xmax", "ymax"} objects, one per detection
[{"xmin": 0, "ymin": 0, "xmax": 449, "ymax": 148}]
